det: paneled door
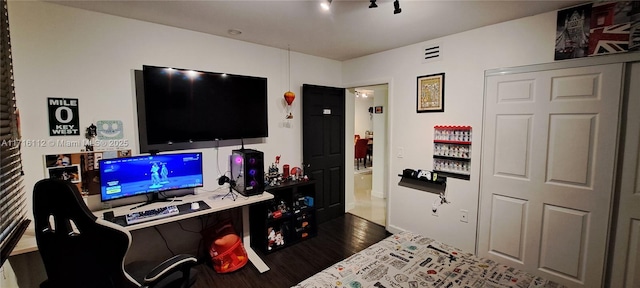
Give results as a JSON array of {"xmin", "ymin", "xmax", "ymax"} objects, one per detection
[
  {"xmin": 479, "ymin": 63, "xmax": 623, "ymax": 287},
  {"xmin": 302, "ymin": 84, "xmax": 346, "ymax": 224},
  {"xmin": 609, "ymin": 61, "xmax": 640, "ymax": 287}
]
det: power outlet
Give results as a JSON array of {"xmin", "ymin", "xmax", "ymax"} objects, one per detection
[
  {"xmin": 431, "ymin": 204, "xmax": 439, "ymax": 217},
  {"xmin": 397, "ymin": 147, "xmax": 405, "ymax": 158},
  {"xmin": 460, "ymin": 209, "xmax": 468, "ymax": 223}
]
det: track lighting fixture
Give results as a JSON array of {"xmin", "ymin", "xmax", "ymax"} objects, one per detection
[
  {"xmin": 393, "ymin": 0, "xmax": 402, "ymax": 14},
  {"xmin": 369, "ymin": 0, "xmax": 377, "ymax": 8}
]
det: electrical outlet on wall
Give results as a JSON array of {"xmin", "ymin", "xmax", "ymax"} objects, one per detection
[
  {"xmin": 431, "ymin": 203, "xmax": 439, "ymax": 217},
  {"xmin": 460, "ymin": 209, "xmax": 468, "ymax": 223},
  {"xmin": 397, "ymin": 147, "xmax": 404, "ymax": 158}
]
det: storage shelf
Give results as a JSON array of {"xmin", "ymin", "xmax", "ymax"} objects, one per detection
[
  {"xmin": 433, "ymin": 140, "xmax": 471, "ymax": 145},
  {"xmin": 433, "ymin": 125, "xmax": 472, "ymax": 181},
  {"xmin": 251, "ymin": 180, "xmax": 317, "ymax": 254},
  {"xmin": 397, "ymin": 175, "xmax": 446, "ymax": 194},
  {"xmin": 433, "ymin": 155, "xmax": 471, "ymax": 161}
]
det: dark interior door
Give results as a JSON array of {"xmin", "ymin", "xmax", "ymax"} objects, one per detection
[{"xmin": 302, "ymin": 84, "xmax": 345, "ymax": 224}]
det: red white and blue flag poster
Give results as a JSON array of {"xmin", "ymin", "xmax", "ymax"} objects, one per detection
[{"xmin": 588, "ymin": 1, "xmax": 633, "ymax": 56}]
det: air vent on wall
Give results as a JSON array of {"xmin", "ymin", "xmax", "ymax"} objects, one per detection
[{"xmin": 422, "ymin": 43, "xmax": 442, "ymax": 63}]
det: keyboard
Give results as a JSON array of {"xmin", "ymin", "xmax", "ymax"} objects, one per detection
[{"xmin": 125, "ymin": 205, "xmax": 180, "ymax": 225}]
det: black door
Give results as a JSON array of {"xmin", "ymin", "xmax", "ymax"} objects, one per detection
[{"xmin": 302, "ymin": 84, "xmax": 345, "ymax": 224}]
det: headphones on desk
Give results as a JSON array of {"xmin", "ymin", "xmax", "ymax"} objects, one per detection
[{"xmin": 218, "ymin": 175, "xmax": 236, "ymax": 188}]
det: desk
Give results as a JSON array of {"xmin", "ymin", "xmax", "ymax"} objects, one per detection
[{"xmin": 10, "ymin": 190, "xmax": 274, "ymax": 273}]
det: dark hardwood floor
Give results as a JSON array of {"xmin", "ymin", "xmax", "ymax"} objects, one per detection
[{"xmin": 192, "ymin": 213, "xmax": 390, "ymax": 288}]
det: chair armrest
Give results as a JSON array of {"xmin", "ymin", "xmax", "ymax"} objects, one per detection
[{"xmin": 143, "ymin": 254, "xmax": 197, "ymax": 286}]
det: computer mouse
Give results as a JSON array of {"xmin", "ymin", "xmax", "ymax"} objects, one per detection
[{"xmin": 191, "ymin": 202, "xmax": 200, "ymax": 210}]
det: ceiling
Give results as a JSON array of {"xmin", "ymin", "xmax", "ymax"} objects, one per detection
[{"xmin": 47, "ymin": 0, "xmax": 585, "ymax": 61}]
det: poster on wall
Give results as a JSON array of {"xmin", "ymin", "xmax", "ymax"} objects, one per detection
[
  {"xmin": 96, "ymin": 120, "xmax": 124, "ymax": 139},
  {"xmin": 555, "ymin": 3, "xmax": 592, "ymax": 60},
  {"xmin": 588, "ymin": 1, "xmax": 633, "ymax": 56},
  {"xmin": 630, "ymin": 2, "xmax": 640, "ymax": 51},
  {"xmin": 48, "ymin": 97, "xmax": 80, "ymax": 136},
  {"xmin": 43, "ymin": 150, "xmax": 131, "ymax": 196}
]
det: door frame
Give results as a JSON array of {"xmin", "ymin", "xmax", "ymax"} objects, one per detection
[{"xmin": 344, "ymin": 79, "xmax": 394, "ymax": 227}]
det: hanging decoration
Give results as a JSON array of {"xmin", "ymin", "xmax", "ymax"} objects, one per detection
[{"xmin": 284, "ymin": 45, "xmax": 295, "ymax": 119}]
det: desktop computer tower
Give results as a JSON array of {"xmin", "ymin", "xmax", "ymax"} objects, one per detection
[{"xmin": 230, "ymin": 149, "xmax": 264, "ymax": 196}]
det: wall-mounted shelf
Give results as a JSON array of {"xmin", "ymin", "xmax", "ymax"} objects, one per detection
[
  {"xmin": 397, "ymin": 174, "xmax": 446, "ymax": 194},
  {"xmin": 433, "ymin": 126, "xmax": 472, "ymax": 181}
]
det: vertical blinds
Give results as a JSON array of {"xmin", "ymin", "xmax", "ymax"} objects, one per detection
[{"xmin": 0, "ymin": 0, "xmax": 30, "ymax": 265}]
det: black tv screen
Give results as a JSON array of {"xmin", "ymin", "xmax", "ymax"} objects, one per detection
[{"xmin": 137, "ymin": 65, "xmax": 268, "ymax": 152}]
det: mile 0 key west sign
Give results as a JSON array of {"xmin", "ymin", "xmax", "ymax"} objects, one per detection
[{"xmin": 48, "ymin": 97, "xmax": 80, "ymax": 136}]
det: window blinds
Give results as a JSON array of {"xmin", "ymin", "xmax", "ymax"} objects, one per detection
[{"xmin": 0, "ymin": 0, "xmax": 30, "ymax": 265}]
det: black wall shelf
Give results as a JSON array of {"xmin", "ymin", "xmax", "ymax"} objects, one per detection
[{"xmin": 397, "ymin": 175, "xmax": 446, "ymax": 194}]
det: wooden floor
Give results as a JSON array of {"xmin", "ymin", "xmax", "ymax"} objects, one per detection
[{"xmin": 192, "ymin": 213, "xmax": 390, "ymax": 288}]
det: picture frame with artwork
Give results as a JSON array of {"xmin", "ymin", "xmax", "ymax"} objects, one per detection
[
  {"xmin": 43, "ymin": 149, "xmax": 131, "ymax": 195},
  {"xmin": 417, "ymin": 73, "xmax": 445, "ymax": 113}
]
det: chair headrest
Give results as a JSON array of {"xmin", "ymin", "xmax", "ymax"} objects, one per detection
[{"xmin": 33, "ymin": 178, "xmax": 96, "ymax": 222}]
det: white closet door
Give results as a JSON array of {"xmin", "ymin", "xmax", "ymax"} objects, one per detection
[
  {"xmin": 609, "ymin": 61, "xmax": 640, "ymax": 288},
  {"xmin": 479, "ymin": 63, "xmax": 623, "ymax": 287}
]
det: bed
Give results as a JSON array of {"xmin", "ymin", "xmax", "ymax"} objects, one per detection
[{"xmin": 293, "ymin": 231, "xmax": 566, "ymax": 288}]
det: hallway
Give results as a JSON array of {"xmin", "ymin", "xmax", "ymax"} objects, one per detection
[{"xmin": 348, "ymin": 170, "xmax": 385, "ymax": 226}]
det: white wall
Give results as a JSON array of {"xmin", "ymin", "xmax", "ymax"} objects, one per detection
[
  {"xmin": 8, "ymin": 1, "xmax": 342, "ymax": 216},
  {"xmin": 370, "ymin": 86, "xmax": 388, "ymax": 199},
  {"xmin": 343, "ymin": 12, "xmax": 557, "ymax": 252},
  {"xmin": 8, "ymin": 0, "xmax": 577, "ymax": 259},
  {"xmin": 354, "ymin": 96, "xmax": 373, "ymax": 138}
]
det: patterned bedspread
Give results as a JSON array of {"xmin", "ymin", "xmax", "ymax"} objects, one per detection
[{"xmin": 293, "ymin": 231, "xmax": 565, "ymax": 288}]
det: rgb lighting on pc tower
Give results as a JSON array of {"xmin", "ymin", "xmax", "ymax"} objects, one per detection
[{"xmin": 230, "ymin": 149, "xmax": 264, "ymax": 196}]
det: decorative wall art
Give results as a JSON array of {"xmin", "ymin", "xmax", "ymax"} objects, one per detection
[
  {"xmin": 48, "ymin": 97, "xmax": 80, "ymax": 136},
  {"xmin": 417, "ymin": 73, "xmax": 445, "ymax": 113},
  {"xmin": 555, "ymin": 3, "xmax": 592, "ymax": 60},
  {"xmin": 43, "ymin": 150, "xmax": 131, "ymax": 196},
  {"xmin": 555, "ymin": 1, "xmax": 640, "ymax": 60}
]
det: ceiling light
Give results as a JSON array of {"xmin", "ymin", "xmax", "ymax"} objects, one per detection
[
  {"xmin": 228, "ymin": 29, "xmax": 242, "ymax": 36},
  {"xmin": 321, "ymin": 0, "xmax": 332, "ymax": 11},
  {"xmin": 369, "ymin": 0, "xmax": 377, "ymax": 8},
  {"xmin": 186, "ymin": 70, "xmax": 199, "ymax": 79},
  {"xmin": 393, "ymin": 0, "xmax": 401, "ymax": 14}
]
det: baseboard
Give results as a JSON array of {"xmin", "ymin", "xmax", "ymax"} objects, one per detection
[
  {"xmin": 386, "ymin": 223, "xmax": 405, "ymax": 234},
  {"xmin": 371, "ymin": 189, "xmax": 384, "ymax": 198}
]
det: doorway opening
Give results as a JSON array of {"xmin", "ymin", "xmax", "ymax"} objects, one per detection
[{"xmin": 347, "ymin": 84, "xmax": 388, "ymax": 226}]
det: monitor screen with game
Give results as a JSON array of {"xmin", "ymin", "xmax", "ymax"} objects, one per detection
[{"xmin": 99, "ymin": 152, "xmax": 204, "ymax": 202}]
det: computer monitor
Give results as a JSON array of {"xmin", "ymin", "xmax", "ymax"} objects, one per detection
[{"xmin": 99, "ymin": 152, "xmax": 204, "ymax": 207}]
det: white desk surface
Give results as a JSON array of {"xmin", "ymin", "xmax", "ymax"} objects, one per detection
[{"xmin": 10, "ymin": 191, "xmax": 274, "ymax": 256}]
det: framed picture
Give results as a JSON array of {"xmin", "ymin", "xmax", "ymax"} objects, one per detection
[
  {"xmin": 417, "ymin": 73, "xmax": 445, "ymax": 113},
  {"xmin": 43, "ymin": 149, "xmax": 131, "ymax": 195},
  {"xmin": 47, "ymin": 164, "xmax": 82, "ymax": 183}
]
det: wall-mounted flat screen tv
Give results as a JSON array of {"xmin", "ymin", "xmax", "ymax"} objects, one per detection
[{"xmin": 137, "ymin": 65, "xmax": 268, "ymax": 153}]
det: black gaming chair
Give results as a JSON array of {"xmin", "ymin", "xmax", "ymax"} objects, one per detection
[{"xmin": 33, "ymin": 178, "xmax": 198, "ymax": 288}]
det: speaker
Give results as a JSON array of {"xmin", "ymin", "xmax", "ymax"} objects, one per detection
[{"xmin": 230, "ymin": 149, "xmax": 264, "ymax": 196}]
